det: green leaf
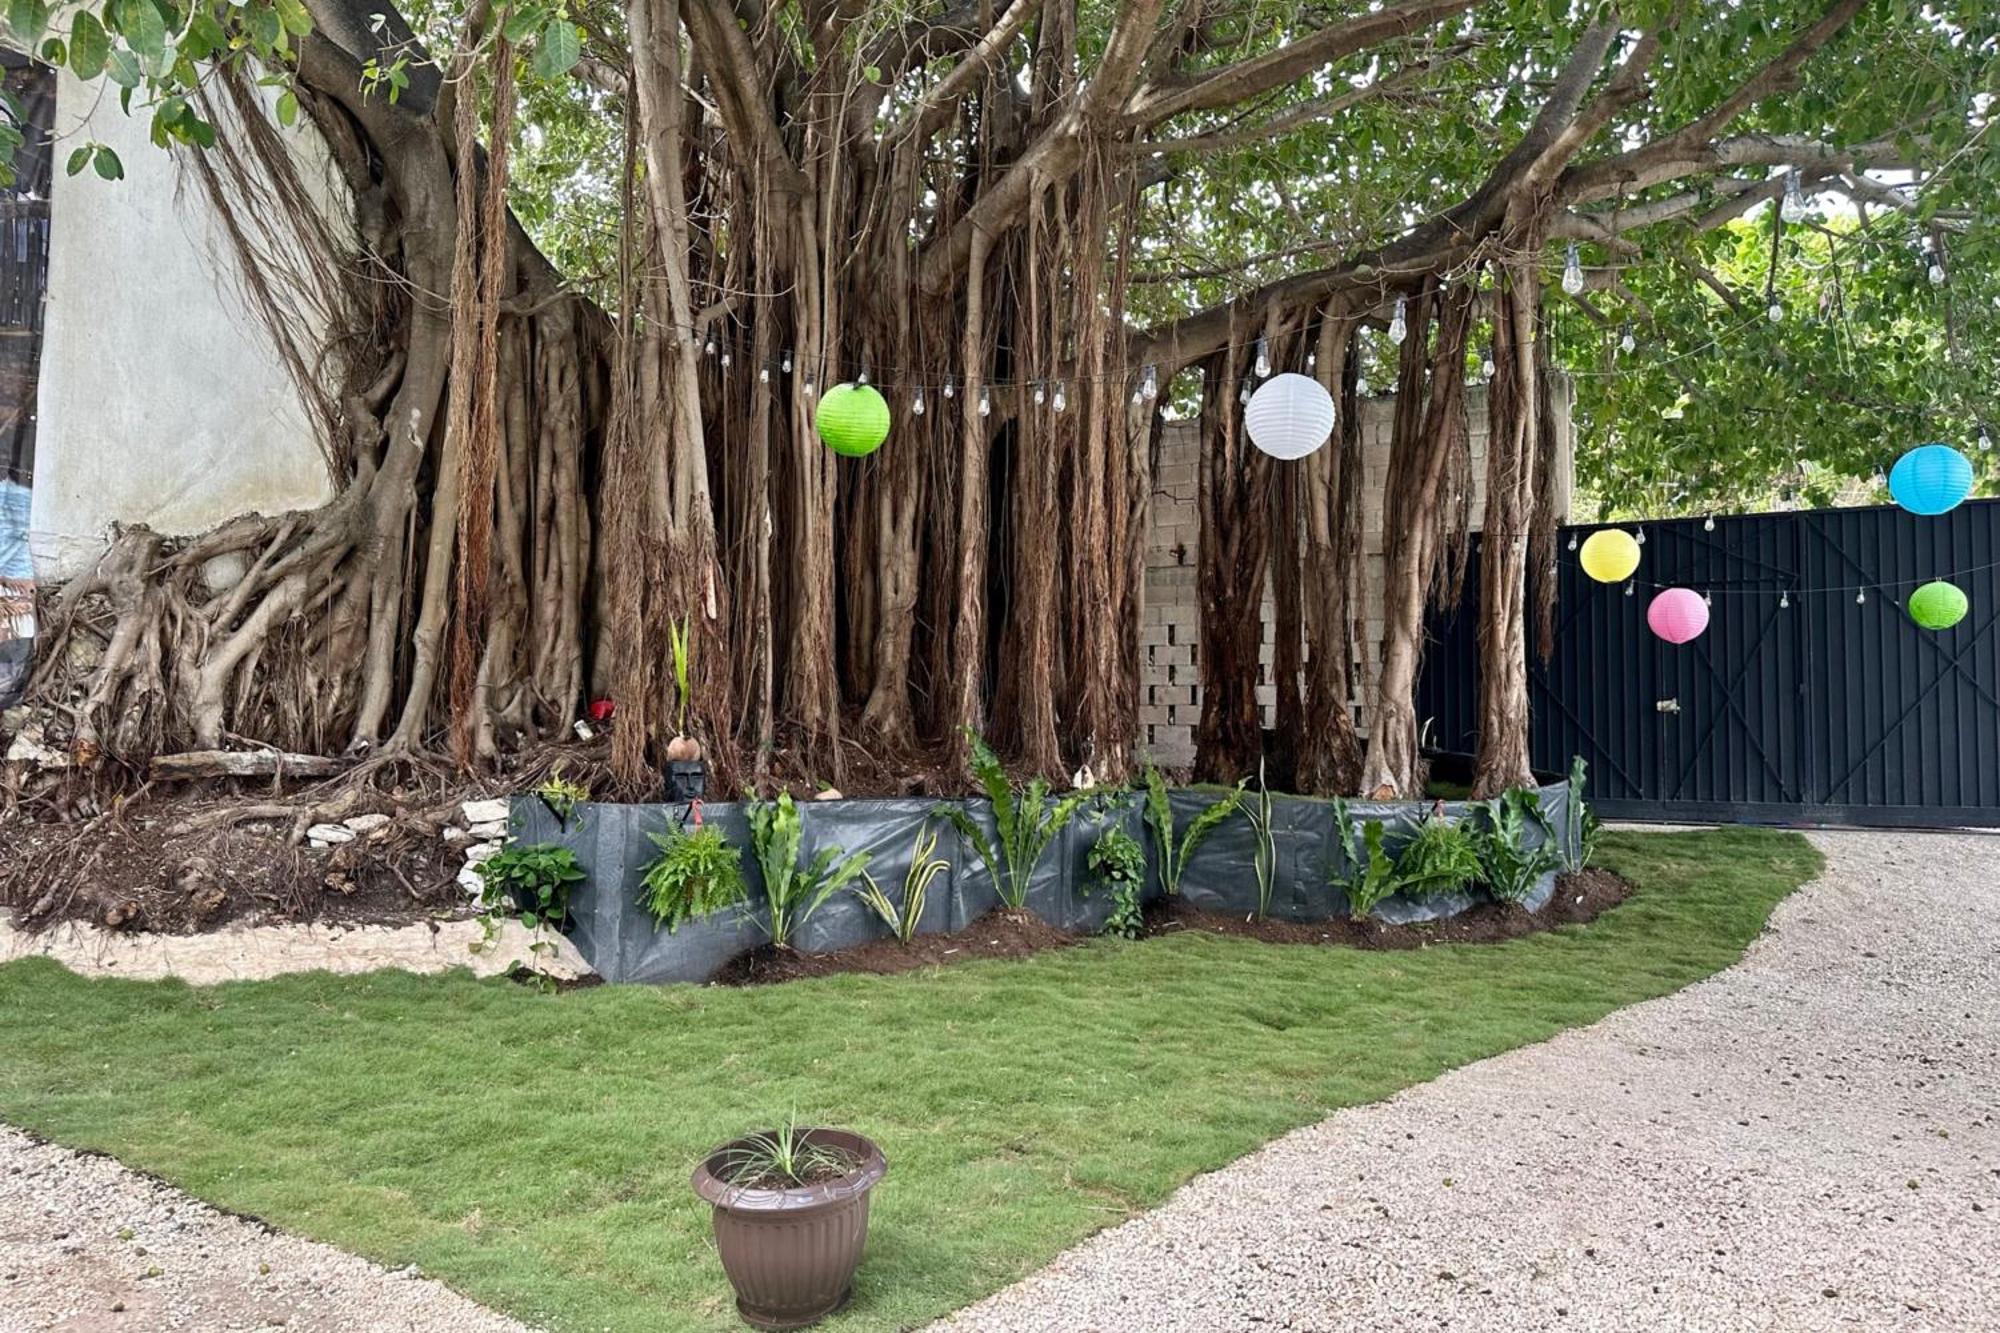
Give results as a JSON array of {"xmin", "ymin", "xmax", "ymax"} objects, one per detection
[
  {"xmin": 7, "ymin": 0, "xmax": 49, "ymax": 47},
  {"xmin": 38, "ymin": 34, "xmax": 63, "ymax": 64},
  {"xmin": 116, "ymin": 0, "xmax": 166, "ymax": 61},
  {"xmin": 92, "ymin": 144, "xmax": 123, "ymax": 181},
  {"xmin": 275, "ymin": 89, "xmax": 297, "ymax": 127},
  {"xmin": 273, "ymin": 0, "xmax": 311, "ymax": 37},
  {"xmin": 65, "ymin": 144, "xmax": 91, "ymax": 176},
  {"xmin": 532, "ymin": 18, "xmax": 579, "ymax": 80},
  {"xmin": 70, "ymin": 11, "xmax": 110, "ymax": 80},
  {"xmin": 502, "ymin": 3, "xmax": 547, "ymax": 44},
  {"xmin": 105, "ymin": 47, "xmax": 141, "ymax": 89}
]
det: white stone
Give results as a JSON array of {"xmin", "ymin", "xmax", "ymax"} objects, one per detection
[
  {"xmin": 463, "ymin": 842, "xmax": 502, "ymax": 865},
  {"xmin": 457, "ymin": 867, "xmax": 487, "ymax": 896},
  {"xmin": 343, "ymin": 813, "xmax": 392, "ymax": 834},
  {"xmin": 460, "ymin": 798, "xmax": 509, "ymax": 825},
  {"xmin": 442, "ymin": 827, "xmax": 472, "ymax": 843},
  {"xmin": 305, "ymin": 824, "xmax": 355, "ymax": 845},
  {"xmin": 466, "ymin": 820, "xmax": 509, "ymax": 840}
]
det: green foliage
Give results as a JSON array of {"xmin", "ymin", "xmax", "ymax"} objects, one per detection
[
  {"xmin": 639, "ymin": 822, "xmax": 747, "ymax": 933},
  {"xmin": 1140, "ymin": 766, "xmax": 1245, "ymax": 896},
  {"xmin": 1473, "ymin": 788, "xmax": 1565, "ymax": 906},
  {"xmin": 934, "ymin": 728, "xmax": 1090, "ymax": 912},
  {"xmin": 534, "ymin": 764, "xmax": 589, "ymax": 826},
  {"xmin": 1393, "ymin": 815, "xmax": 1484, "ymax": 899},
  {"xmin": 667, "ymin": 616, "xmax": 692, "ymax": 738},
  {"xmin": 1563, "ymin": 756, "xmax": 1597, "ymax": 873},
  {"xmin": 1329, "ymin": 801, "xmax": 1400, "ymax": 921},
  {"xmin": 716, "ymin": 1114, "xmax": 859, "ymax": 1191},
  {"xmin": 748, "ymin": 793, "xmax": 869, "ymax": 948},
  {"xmin": 475, "ymin": 841, "xmax": 583, "ymax": 932},
  {"xmin": 0, "ymin": 829, "xmax": 1822, "ymax": 1333},
  {"xmin": 1083, "ymin": 824, "xmax": 1146, "ymax": 939},
  {"xmin": 851, "ymin": 824, "xmax": 948, "ymax": 945},
  {"xmin": 1242, "ymin": 761, "xmax": 1278, "ymax": 921}
]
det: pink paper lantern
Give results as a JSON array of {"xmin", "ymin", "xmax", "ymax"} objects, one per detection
[{"xmin": 1647, "ymin": 588, "xmax": 1709, "ymax": 645}]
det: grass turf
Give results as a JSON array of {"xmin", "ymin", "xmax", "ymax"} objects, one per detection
[{"xmin": 0, "ymin": 828, "xmax": 1820, "ymax": 1331}]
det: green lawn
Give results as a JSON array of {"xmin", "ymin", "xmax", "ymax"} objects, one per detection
[{"xmin": 0, "ymin": 829, "xmax": 1820, "ymax": 1332}]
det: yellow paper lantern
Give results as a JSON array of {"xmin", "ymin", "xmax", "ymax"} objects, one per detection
[{"xmin": 1579, "ymin": 529, "xmax": 1641, "ymax": 584}]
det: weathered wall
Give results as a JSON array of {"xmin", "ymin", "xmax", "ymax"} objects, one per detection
[
  {"xmin": 27, "ymin": 69, "xmax": 342, "ymax": 576},
  {"xmin": 1139, "ymin": 381, "xmax": 1575, "ymax": 766}
]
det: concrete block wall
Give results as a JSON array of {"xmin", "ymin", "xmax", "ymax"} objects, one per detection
[{"xmin": 1138, "ymin": 381, "xmax": 1572, "ymax": 767}]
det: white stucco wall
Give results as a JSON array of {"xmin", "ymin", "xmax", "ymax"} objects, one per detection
[{"xmin": 28, "ymin": 71, "xmax": 339, "ymax": 576}]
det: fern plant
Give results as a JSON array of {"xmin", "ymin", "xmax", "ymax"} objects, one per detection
[
  {"xmin": 934, "ymin": 727, "xmax": 1091, "ymax": 912},
  {"xmin": 1140, "ymin": 765, "xmax": 1245, "ymax": 896},
  {"xmin": 1473, "ymin": 787, "xmax": 1564, "ymax": 905},
  {"xmin": 749, "ymin": 792, "xmax": 871, "ymax": 948},
  {"xmin": 640, "ymin": 821, "xmax": 748, "ymax": 932},
  {"xmin": 535, "ymin": 765, "xmax": 590, "ymax": 827},
  {"xmin": 1083, "ymin": 824, "xmax": 1146, "ymax": 939},
  {"xmin": 1328, "ymin": 802, "xmax": 1399, "ymax": 921},
  {"xmin": 1393, "ymin": 814, "xmax": 1483, "ymax": 899},
  {"xmin": 852, "ymin": 824, "xmax": 949, "ymax": 944}
]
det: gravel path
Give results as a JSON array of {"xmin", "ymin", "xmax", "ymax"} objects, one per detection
[
  {"xmin": 0, "ymin": 1126, "xmax": 533, "ymax": 1332},
  {"xmin": 936, "ymin": 831, "xmax": 2000, "ymax": 1333}
]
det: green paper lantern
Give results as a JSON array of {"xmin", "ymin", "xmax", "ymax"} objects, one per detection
[
  {"xmin": 815, "ymin": 382, "xmax": 891, "ymax": 457},
  {"xmin": 1908, "ymin": 581, "xmax": 1968, "ymax": 631}
]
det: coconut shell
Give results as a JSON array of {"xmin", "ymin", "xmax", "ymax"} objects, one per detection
[{"xmin": 664, "ymin": 735, "xmax": 703, "ymax": 762}]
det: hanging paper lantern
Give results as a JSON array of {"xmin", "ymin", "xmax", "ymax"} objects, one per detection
[
  {"xmin": 1908, "ymin": 581, "xmax": 1968, "ymax": 630},
  {"xmin": 1647, "ymin": 588, "xmax": 1710, "ymax": 644},
  {"xmin": 1244, "ymin": 372, "xmax": 1334, "ymax": 460},
  {"xmin": 1888, "ymin": 444, "xmax": 1973, "ymax": 516},
  {"xmin": 1578, "ymin": 529, "xmax": 1641, "ymax": 584},
  {"xmin": 815, "ymin": 382, "xmax": 891, "ymax": 457}
]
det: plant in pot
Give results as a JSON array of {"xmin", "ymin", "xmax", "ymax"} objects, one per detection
[
  {"xmin": 692, "ymin": 1115, "xmax": 889, "ymax": 1330},
  {"xmin": 664, "ymin": 617, "xmax": 706, "ymax": 799}
]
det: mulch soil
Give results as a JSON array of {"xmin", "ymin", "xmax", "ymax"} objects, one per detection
[{"xmin": 713, "ymin": 869, "xmax": 1634, "ymax": 985}]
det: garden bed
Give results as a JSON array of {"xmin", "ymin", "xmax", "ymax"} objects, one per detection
[{"xmin": 511, "ymin": 777, "xmax": 1582, "ymax": 985}]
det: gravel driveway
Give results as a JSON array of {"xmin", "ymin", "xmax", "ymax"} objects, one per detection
[
  {"xmin": 937, "ymin": 831, "xmax": 2000, "ymax": 1332},
  {"xmin": 0, "ymin": 1126, "xmax": 531, "ymax": 1332}
]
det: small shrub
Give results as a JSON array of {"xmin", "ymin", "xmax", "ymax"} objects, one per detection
[
  {"xmin": 535, "ymin": 765, "xmax": 590, "ymax": 827},
  {"xmin": 1566, "ymin": 755, "xmax": 1599, "ymax": 871},
  {"xmin": 1329, "ymin": 800, "xmax": 1399, "ymax": 921},
  {"xmin": 935, "ymin": 727, "xmax": 1090, "ymax": 912},
  {"xmin": 1140, "ymin": 765, "xmax": 1245, "ymax": 896},
  {"xmin": 640, "ymin": 821, "xmax": 748, "ymax": 932},
  {"xmin": 1084, "ymin": 825, "xmax": 1146, "ymax": 939},
  {"xmin": 750, "ymin": 792, "xmax": 871, "ymax": 948},
  {"xmin": 475, "ymin": 842, "xmax": 584, "ymax": 932},
  {"xmin": 1393, "ymin": 814, "xmax": 1483, "ymax": 899},
  {"xmin": 1243, "ymin": 761, "xmax": 1278, "ymax": 920},
  {"xmin": 852, "ymin": 824, "xmax": 949, "ymax": 944},
  {"xmin": 718, "ymin": 1114, "xmax": 860, "ymax": 1191},
  {"xmin": 1474, "ymin": 787, "xmax": 1563, "ymax": 905}
]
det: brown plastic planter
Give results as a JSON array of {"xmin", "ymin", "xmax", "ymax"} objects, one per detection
[{"xmin": 691, "ymin": 1128, "xmax": 888, "ymax": 1330}]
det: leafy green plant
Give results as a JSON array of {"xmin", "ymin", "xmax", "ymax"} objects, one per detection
[
  {"xmin": 475, "ymin": 842, "xmax": 584, "ymax": 932},
  {"xmin": 1473, "ymin": 787, "xmax": 1564, "ymax": 905},
  {"xmin": 1565, "ymin": 755, "xmax": 1598, "ymax": 871},
  {"xmin": 1393, "ymin": 814, "xmax": 1484, "ymax": 899},
  {"xmin": 1329, "ymin": 799, "xmax": 1400, "ymax": 921},
  {"xmin": 640, "ymin": 822, "xmax": 748, "ymax": 932},
  {"xmin": 535, "ymin": 765, "xmax": 590, "ymax": 827},
  {"xmin": 852, "ymin": 825, "xmax": 949, "ymax": 944},
  {"xmin": 667, "ymin": 616, "xmax": 693, "ymax": 739},
  {"xmin": 717, "ymin": 1113, "xmax": 860, "ymax": 1192},
  {"xmin": 1083, "ymin": 825, "xmax": 1146, "ymax": 939},
  {"xmin": 934, "ymin": 728, "xmax": 1090, "ymax": 912},
  {"xmin": 1243, "ymin": 760, "xmax": 1278, "ymax": 920},
  {"xmin": 1140, "ymin": 765, "xmax": 1245, "ymax": 896},
  {"xmin": 749, "ymin": 793, "xmax": 871, "ymax": 948}
]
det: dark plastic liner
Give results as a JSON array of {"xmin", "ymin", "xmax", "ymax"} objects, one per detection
[{"xmin": 508, "ymin": 780, "xmax": 1573, "ymax": 985}]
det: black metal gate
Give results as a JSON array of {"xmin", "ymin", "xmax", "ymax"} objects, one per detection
[{"xmin": 1417, "ymin": 499, "xmax": 2000, "ymax": 827}]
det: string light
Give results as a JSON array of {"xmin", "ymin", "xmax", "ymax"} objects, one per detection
[
  {"xmin": 802, "ymin": 373, "xmax": 817, "ymax": 398},
  {"xmin": 1856, "ymin": 587, "xmax": 1867, "ymax": 605},
  {"xmin": 912, "ymin": 387, "xmax": 926, "ymax": 416},
  {"xmin": 1239, "ymin": 380, "xmax": 1252, "ymax": 405},
  {"xmin": 704, "ymin": 334, "xmax": 717, "ymax": 356},
  {"xmin": 1780, "ymin": 590, "xmax": 1791, "ymax": 609},
  {"xmin": 1254, "ymin": 337, "xmax": 1272, "ymax": 378},
  {"xmin": 1480, "ymin": 355, "xmax": 1495, "ymax": 379},
  {"xmin": 1925, "ymin": 248, "xmax": 1946, "ymax": 286},
  {"xmin": 1141, "ymin": 365, "xmax": 1159, "ymax": 400},
  {"xmin": 1624, "ymin": 582, "xmax": 1634, "ymax": 597},
  {"xmin": 1388, "ymin": 297, "xmax": 1408, "ymax": 346},
  {"xmin": 719, "ymin": 349, "xmax": 731, "ymax": 368},
  {"xmin": 942, "ymin": 375, "xmax": 955, "ymax": 400},
  {"xmin": 1781, "ymin": 169, "xmax": 1807, "ymax": 223},
  {"xmin": 759, "ymin": 365, "xmax": 770, "ymax": 384},
  {"xmin": 978, "ymin": 386, "xmax": 992, "ymax": 417},
  {"xmin": 858, "ymin": 365, "xmax": 871, "ymax": 385},
  {"xmin": 1635, "ymin": 527, "xmax": 1647, "ymax": 546},
  {"xmin": 1619, "ymin": 323, "xmax": 1636, "ymax": 354},
  {"xmin": 781, "ymin": 349, "xmax": 793, "ymax": 373},
  {"xmin": 1767, "ymin": 298, "xmax": 1784, "ymax": 323},
  {"xmin": 1033, "ymin": 382, "xmax": 1047, "ymax": 406},
  {"xmin": 1562, "ymin": 244, "xmax": 1585, "ymax": 296},
  {"xmin": 1052, "ymin": 381, "xmax": 1067, "ymax": 413},
  {"xmin": 1703, "ymin": 591, "xmax": 1713, "ymax": 607},
  {"xmin": 1568, "ymin": 533, "xmax": 1579, "ymax": 552},
  {"xmin": 1704, "ymin": 515, "xmax": 1716, "ymax": 532},
  {"xmin": 1980, "ymin": 424, "xmax": 1994, "ymax": 452},
  {"xmin": 1356, "ymin": 377, "xmax": 1371, "ymax": 396}
]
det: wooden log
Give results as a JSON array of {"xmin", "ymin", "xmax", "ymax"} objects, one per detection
[{"xmin": 148, "ymin": 750, "xmax": 346, "ymax": 781}]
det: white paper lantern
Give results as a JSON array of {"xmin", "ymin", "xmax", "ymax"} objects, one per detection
[{"xmin": 1244, "ymin": 372, "xmax": 1334, "ymax": 461}]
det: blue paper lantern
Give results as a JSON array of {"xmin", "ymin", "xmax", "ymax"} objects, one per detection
[{"xmin": 1888, "ymin": 444, "xmax": 1973, "ymax": 516}]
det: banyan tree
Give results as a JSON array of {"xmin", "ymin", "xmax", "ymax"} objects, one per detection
[{"xmin": 12, "ymin": 0, "xmax": 1983, "ymax": 798}]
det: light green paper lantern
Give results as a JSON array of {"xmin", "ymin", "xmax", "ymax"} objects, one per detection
[
  {"xmin": 815, "ymin": 382, "xmax": 891, "ymax": 457},
  {"xmin": 1908, "ymin": 581, "xmax": 1968, "ymax": 631}
]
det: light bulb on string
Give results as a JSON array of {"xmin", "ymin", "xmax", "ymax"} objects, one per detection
[
  {"xmin": 1480, "ymin": 355, "xmax": 1495, "ymax": 380},
  {"xmin": 1624, "ymin": 582, "xmax": 1634, "ymax": 598},
  {"xmin": 1356, "ymin": 376, "xmax": 1371, "ymax": 396},
  {"xmin": 1619, "ymin": 323, "xmax": 1636, "ymax": 355},
  {"xmin": 1635, "ymin": 527, "xmax": 1647, "ymax": 546},
  {"xmin": 1767, "ymin": 298, "xmax": 1784, "ymax": 323},
  {"xmin": 1567, "ymin": 533, "xmax": 1578, "ymax": 552},
  {"xmin": 912, "ymin": 388, "xmax": 926, "ymax": 416},
  {"xmin": 1141, "ymin": 365, "xmax": 1159, "ymax": 399},
  {"xmin": 1704, "ymin": 514, "xmax": 1716, "ymax": 532},
  {"xmin": 719, "ymin": 349, "xmax": 731, "ymax": 368},
  {"xmin": 978, "ymin": 386, "xmax": 992, "ymax": 418},
  {"xmin": 942, "ymin": 375, "xmax": 956, "ymax": 400},
  {"xmin": 1781, "ymin": 169, "xmax": 1806, "ymax": 223},
  {"xmin": 1703, "ymin": 591, "xmax": 1713, "ymax": 607},
  {"xmin": 1239, "ymin": 380, "xmax": 1252, "ymax": 405},
  {"xmin": 803, "ymin": 374, "xmax": 817, "ymax": 399},
  {"xmin": 1254, "ymin": 337, "xmax": 1271, "ymax": 378},
  {"xmin": 1978, "ymin": 424, "xmax": 1993, "ymax": 452},
  {"xmin": 1926, "ymin": 250, "xmax": 1946, "ymax": 285},
  {"xmin": 1780, "ymin": 590, "xmax": 1791, "ymax": 610},
  {"xmin": 1306, "ymin": 351, "xmax": 1317, "ymax": 372},
  {"xmin": 1388, "ymin": 297, "xmax": 1408, "ymax": 346},
  {"xmin": 782, "ymin": 350, "xmax": 794, "ymax": 373},
  {"xmin": 858, "ymin": 365, "xmax": 871, "ymax": 386},
  {"xmin": 1561, "ymin": 244, "xmax": 1584, "ymax": 296},
  {"xmin": 1052, "ymin": 381, "xmax": 1067, "ymax": 413},
  {"xmin": 1856, "ymin": 588, "xmax": 1867, "ymax": 606},
  {"xmin": 759, "ymin": 365, "xmax": 770, "ymax": 384},
  {"xmin": 1033, "ymin": 382, "xmax": 1046, "ymax": 406},
  {"xmin": 704, "ymin": 334, "xmax": 717, "ymax": 356}
]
